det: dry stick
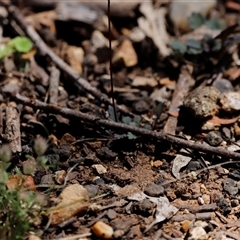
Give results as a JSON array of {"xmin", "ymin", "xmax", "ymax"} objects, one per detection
[
  {"xmin": 163, "ymin": 66, "xmax": 194, "ymax": 135},
  {"xmin": 1, "ymin": 103, "xmax": 22, "ymax": 153},
  {"xmin": 4, "ymin": 3, "xmax": 127, "ymax": 114},
  {"xmin": 15, "ymin": 93, "xmax": 240, "ymax": 160},
  {"xmin": 49, "ymin": 66, "xmax": 60, "ymax": 104}
]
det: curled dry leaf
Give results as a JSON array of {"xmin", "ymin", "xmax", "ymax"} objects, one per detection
[
  {"xmin": 128, "ymin": 191, "xmax": 178, "ymax": 232},
  {"xmin": 45, "ymin": 184, "xmax": 90, "ymax": 225},
  {"xmin": 172, "ymin": 149, "xmax": 192, "ymax": 179},
  {"xmin": 208, "ymin": 115, "xmax": 239, "ymax": 125}
]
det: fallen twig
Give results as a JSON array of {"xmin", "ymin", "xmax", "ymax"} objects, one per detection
[
  {"xmin": 15, "ymin": 93, "xmax": 240, "ymax": 160},
  {"xmin": 3, "ymin": 3, "xmax": 128, "ymax": 114},
  {"xmin": 164, "ymin": 66, "xmax": 194, "ymax": 135},
  {"xmin": 49, "ymin": 66, "xmax": 60, "ymax": 105},
  {"xmin": 1, "ymin": 102, "xmax": 21, "ymax": 153}
]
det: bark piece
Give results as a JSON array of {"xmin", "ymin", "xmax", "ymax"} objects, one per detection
[{"xmin": 1, "ymin": 102, "xmax": 21, "ymax": 153}]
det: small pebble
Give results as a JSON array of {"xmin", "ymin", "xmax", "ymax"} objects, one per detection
[
  {"xmin": 153, "ymin": 160, "xmax": 163, "ymax": 168},
  {"xmin": 92, "ymin": 221, "xmax": 113, "ymax": 239},
  {"xmin": 92, "ymin": 164, "xmax": 107, "ymax": 174},
  {"xmin": 200, "ymin": 184, "xmax": 207, "ymax": 194},
  {"xmin": 106, "ymin": 209, "xmax": 117, "ymax": 220},
  {"xmin": 187, "ymin": 161, "xmax": 201, "ymax": 171},
  {"xmin": 198, "ymin": 197, "xmax": 204, "ymax": 205},
  {"xmin": 188, "ymin": 226, "xmax": 208, "ymax": 240},
  {"xmin": 205, "ymin": 131, "xmax": 223, "ymax": 146},
  {"xmin": 212, "ymin": 78, "xmax": 234, "ymax": 93},
  {"xmin": 221, "ymin": 91, "xmax": 240, "ymax": 112},
  {"xmin": 222, "ymin": 178, "xmax": 238, "ymax": 195},
  {"xmin": 84, "ymin": 184, "xmax": 99, "ymax": 197},
  {"xmin": 113, "ymin": 230, "xmax": 125, "ymax": 239},
  {"xmin": 202, "ymin": 194, "xmax": 210, "ymax": 204},
  {"xmin": 40, "ymin": 174, "xmax": 54, "ymax": 185},
  {"xmin": 132, "ymin": 100, "xmax": 150, "ymax": 114},
  {"xmin": 181, "ymin": 220, "xmax": 191, "ymax": 233},
  {"xmin": 59, "ymin": 145, "xmax": 71, "ymax": 160},
  {"xmin": 217, "ymin": 199, "xmax": 232, "ymax": 215},
  {"xmin": 131, "ymin": 199, "xmax": 154, "ymax": 216},
  {"xmin": 231, "ymin": 199, "xmax": 239, "ymax": 207},
  {"xmin": 222, "ymin": 127, "xmax": 232, "ymax": 139},
  {"xmin": 144, "ymin": 182, "xmax": 164, "ymax": 197},
  {"xmin": 93, "ymin": 176, "xmax": 105, "ymax": 185}
]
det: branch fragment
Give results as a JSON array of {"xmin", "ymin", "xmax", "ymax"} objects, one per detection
[
  {"xmin": 1, "ymin": 102, "xmax": 21, "ymax": 153},
  {"xmin": 15, "ymin": 93, "xmax": 240, "ymax": 160}
]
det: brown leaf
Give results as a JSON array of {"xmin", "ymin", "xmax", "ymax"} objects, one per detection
[
  {"xmin": 208, "ymin": 116, "xmax": 239, "ymax": 125},
  {"xmin": 46, "ymin": 184, "xmax": 90, "ymax": 225},
  {"xmin": 6, "ymin": 175, "xmax": 36, "ymax": 191}
]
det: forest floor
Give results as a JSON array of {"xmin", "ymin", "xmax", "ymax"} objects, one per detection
[{"xmin": 2, "ymin": 1, "xmax": 240, "ymax": 240}]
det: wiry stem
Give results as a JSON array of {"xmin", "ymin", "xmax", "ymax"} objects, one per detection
[{"xmin": 108, "ymin": 0, "xmax": 118, "ymax": 122}]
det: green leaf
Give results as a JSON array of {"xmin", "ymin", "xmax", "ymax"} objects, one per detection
[
  {"xmin": 0, "ymin": 46, "xmax": 13, "ymax": 59},
  {"xmin": 170, "ymin": 40, "xmax": 187, "ymax": 54},
  {"xmin": 205, "ymin": 18, "xmax": 226, "ymax": 30},
  {"xmin": 185, "ymin": 39, "xmax": 201, "ymax": 49},
  {"xmin": 127, "ymin": 132, "xmax": 137, "ymax": 139},
  {"xmin": 188, "ymin": 13, "xmax": 205, "ymax": 30},
  {"xmin": 185, "ymin": 39, "xmax": 203, "ymax": 55},
  {"xmin": 122, "ymin": 116, "xmax": 132, "ymax": 124},
  {"xmin": 144, "ymin": 124, "xmax": 152, "ymax": 130},
  {"xmin": 8, "ymin": 36, "xmax": 33, "ymax": 53}
]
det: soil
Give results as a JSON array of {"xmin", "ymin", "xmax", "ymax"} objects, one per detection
[{"xmin": 1, "ymin": 1, "xmax": 240, "ymax": 240}]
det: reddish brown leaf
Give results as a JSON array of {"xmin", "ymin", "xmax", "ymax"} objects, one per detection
[{"xmin": 208, "ymin": 116, "xmax": 239, "ymax": 125}]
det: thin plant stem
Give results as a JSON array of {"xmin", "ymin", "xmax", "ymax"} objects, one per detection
[{"xmin": 108, "ymin": 0, "xmax": 118, "ymax": 122}]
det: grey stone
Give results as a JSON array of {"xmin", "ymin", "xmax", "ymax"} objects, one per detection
[
  {"xmin": 223, "ymin": 178, "xmax": 238, "ymax": 195},
  {"xmin": 205, "ymin": 131, "xmax": 223, "ymax": 146},
  {"xmin": 106, "ymin": 209, "xmax": 117, "ymax": 220},
  {"xmin": 217, "ymin": 198, "xmax": 232, "ymax": 215},
  {"xmin": 144, "ymin": 182, "xmax": 165, "ymax": 197},
  {"xmin": 84, "ymin": 184, "xmax": 99, "ymax": 197},
  {"xmin": 213, "ymin": 78, "xmax": 234, "ymax": 93},
  {"xmin": 132, "ymin": 100, "xmax": 150, "ymax": 114}
]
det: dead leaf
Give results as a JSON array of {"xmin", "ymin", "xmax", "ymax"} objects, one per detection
[
  {"xmin": 6, "ymin": 175, "xmax": 36, "ymax": 191},
  {"xmin": 128, "ymin": 191, "xmax": 178, "ymax": 232},
  {"xmin": 60, "ymin": 133, "xmax": 76, "ymax": 145},
  {"xmin": 21, "ymin": 48, "xmax": 37, "ymax": 60},
  {"xmin": 172, "ymin": 149, "xmax": 192, "ymax": 179},
  {"xmin": 45, "ymin": 184, "xmax": 90, "ymax": 225},
  {"xmin": 225, "ymin": 1, "xmax": 240, "ymax": 11},
  {"xmin": 208, "ymin": 116, "xmax": 239, "ymax": 125}
]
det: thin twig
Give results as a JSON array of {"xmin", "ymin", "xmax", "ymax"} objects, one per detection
[
  {"xmin": 52, "ymin": 232, "xmax": 92, "ymax": 240},
  {"xmin": 108, "ymin": 0, "xmax": 118, "ymax": 122},
  {"xmin": 15, "ymin": 93, "xmax": 240, "ymax": 160},
  {"xmin": 2, "ymin": 3, "xmax": 129, "ymax": 115}
]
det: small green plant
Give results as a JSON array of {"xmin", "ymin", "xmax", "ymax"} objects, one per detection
[
  {"xmin": 0, "ymin": 137, "xmax": 48, "ymax": 240},
  {"xmin": 0, "ymin": 36, "xmax": 33, "ymax": 59},
  {"xmin": 188, "ymin": 13, "xmax": 226, "ymax": 30}
]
